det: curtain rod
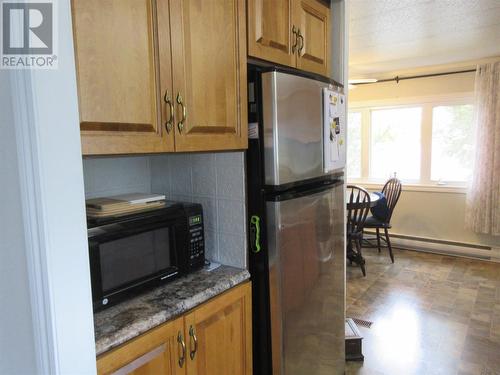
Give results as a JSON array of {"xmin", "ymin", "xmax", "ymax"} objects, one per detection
[{"xmin": 352, "ymin": 69, "xmax": 476, "ymax": 85}]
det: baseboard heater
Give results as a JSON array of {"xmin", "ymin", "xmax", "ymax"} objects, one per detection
[{"xmin": 364, "ymin": 231, "xmax": 500, "ymax": 263}]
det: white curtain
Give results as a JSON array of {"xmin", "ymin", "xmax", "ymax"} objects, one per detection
[{"xmin": 465, "ymin": 62, "xmax": 500, "ymax": 236}]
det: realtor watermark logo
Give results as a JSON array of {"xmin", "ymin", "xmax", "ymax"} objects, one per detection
[{"xmin": 1, "ymin": 0, "xmax": 57, "ymax": 69}]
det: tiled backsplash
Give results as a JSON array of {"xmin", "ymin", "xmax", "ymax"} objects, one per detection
[
  {"xmin": 83, "ymin": 156, "xmax": 152, "ymax": 199},
  {"xmin": 82, "ymin": 152, "xmax": 247, "ymax": 269},
  {"xmin": 150, "ymin": 152, "xmax": 246, "ymax": 268}
]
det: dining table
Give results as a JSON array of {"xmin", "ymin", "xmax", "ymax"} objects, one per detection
[{"xmin": 346, "ymin": 192, "xmax": 380, "ymax": 209}]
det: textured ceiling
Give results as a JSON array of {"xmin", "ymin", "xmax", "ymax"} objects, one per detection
[{"xmin": 349, "ymin": 0, "xmax": 500, "ymax": 78}]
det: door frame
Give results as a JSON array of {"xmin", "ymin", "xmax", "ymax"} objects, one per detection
[{"xmin": 8, "ymin": 0, "xmax": 96, "ymax": 373}]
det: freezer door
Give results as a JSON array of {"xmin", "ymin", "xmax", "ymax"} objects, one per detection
[
  {"xmin": 266, "ymin": 184, "xmax": 345, "ymax": 374},
  {"xmin": 262, "ymin": 72, "xmax": 329, "ymax": 186}
]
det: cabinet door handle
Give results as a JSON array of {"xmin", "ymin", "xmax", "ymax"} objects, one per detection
[
  {"xmin": 177, "ymin": 331, "xmax": 186, "ymax": 368},
  {"xmin": 291, "ymin": 25, "xmax": 298, "ymax": 54},
  {"xmin": 163, "ymin": 90, "xmax": 174, "ymax": 134},
  {"xmin": 176, "ymin": 93, "xmax": 187, "ymax": 132},
  {"xmin": 297, "ymin": 30, "xmax": 304, "ymax": 55},
  {"xmin": 189, "ymin": 325, "xmax": 198, "ymax": 360}
]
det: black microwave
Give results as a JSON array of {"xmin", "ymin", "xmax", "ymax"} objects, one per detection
[{"xmin": 87, "ymin": 202, "xmax": 205, "ymax": 311}]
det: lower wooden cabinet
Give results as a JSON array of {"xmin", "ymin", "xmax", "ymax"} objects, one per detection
[
  {"xmin": 96, "ymin": 282, "xmax": 252, "ymax": 375},
  {"xmin": 97, "ymin": 317, "xmax": 185, "ymax": 375},
  {"xmin": 183, "ymin": 281, "xmax": 252, "ymax": 375}
]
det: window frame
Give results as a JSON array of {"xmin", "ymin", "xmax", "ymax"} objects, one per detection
[
  {"xmin": 346, "ymin": 111, "xmax": 363, "ymax": 179},
  {"xmin": 347, "ymin": 93, "xmax": 474, "ymax": 193}
]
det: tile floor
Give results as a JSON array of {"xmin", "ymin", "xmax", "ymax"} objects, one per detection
[{"xmin": 345, "ymin": 248, "xmax": 500, "ymax": 375}]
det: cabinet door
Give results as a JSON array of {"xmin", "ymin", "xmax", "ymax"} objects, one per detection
[
  {"xmin": 169, "ymin": 0, "xmax": 248, "ymax": 151},
  {"xmin": 293, "ymin": 0, "xmax": 330, "ymax": 77},
  {"xmin": 184, "ymin": 282, "xmax": 252, "ymax": 375},
  {"xmin": 247, "ymin": 0, "xmax": 295, "ymax": 68},
  {"xmin": 97, "ymin": 317, "xmax": 186, "ymax": 375},
  {"xmin": 72, "ymin": 0, "xmax": 174, "ymax": 155}
]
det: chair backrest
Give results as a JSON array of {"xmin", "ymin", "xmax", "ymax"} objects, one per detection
[
  {"xmin": 346, "ymin": 185, "xmax": 371, "ymax": 235},
  {"xmin": 381, "ymin": 178, "xmax": 402, "ymax": 223}
]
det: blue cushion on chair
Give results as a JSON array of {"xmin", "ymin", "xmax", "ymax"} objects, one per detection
[
  {"xmin": 364, "ymin": 216, "xmax": 389, "ymax": 228},
  {"xmin": 370, "ymin": 192, "xmax": 389, "ymax": 222}
]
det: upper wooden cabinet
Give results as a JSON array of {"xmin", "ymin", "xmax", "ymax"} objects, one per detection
[
  {"xmin": 72, "ymin": 0, "xmax": 174, "ymax": 155},
  {"xmin": 293, "ymin": 0, "xmax": 330, "ymax": 76},
  {"xmin": 247, "ymin": 0, "xmax": 295, "ymax": 67},
  {"xmin": 72, "ymin": 0, "xmax": 247, "ymax": 155},
  {"xmin": 170, "ymin": 0, "xmax": 248, "ymax": 152},
  {"xmin": 247, "ymin": 0, "xmax": 330, "ymax": 77}
]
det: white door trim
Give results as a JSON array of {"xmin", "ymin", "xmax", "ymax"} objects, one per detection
[
  {"xmin": 10, "ymin": 69, "xmax": 57, "ymax": 374},
  {"xmin": 9, "ymin": 0, "xmax": 96, "ymax": 373}
]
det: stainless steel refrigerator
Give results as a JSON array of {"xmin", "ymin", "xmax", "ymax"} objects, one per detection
[{"xmin": 247, "ymin": 68, "xmax": 346, "ymax": 375}]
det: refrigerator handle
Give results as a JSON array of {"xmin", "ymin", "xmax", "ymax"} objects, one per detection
[{"xmin": 250, "ymin": 215, "xmax": 262, "ymax": 253}]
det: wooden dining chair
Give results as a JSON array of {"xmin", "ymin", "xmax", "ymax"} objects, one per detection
[
  {"xmin": 346, "ymin": 185, "xmax": 371, "ymax": 276},
  {"xmin": 363, "ymin": 178, "xmax": 402, "ymax": 263}
]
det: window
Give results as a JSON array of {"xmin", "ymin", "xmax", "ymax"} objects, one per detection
[
  {"xmin": 347, "ymin": 112, "xmax": 362, "ymax": 178},
  {"xmin": 431, "ymin": 105, "xmax": 474, "ymax": 182},
  {"xmin": 370, "ymin": 107, "xmax": 421, "ymax": 180},
  {"xmin": 348, "ymin": 98, "xmax": 474, "ymax": 188}
]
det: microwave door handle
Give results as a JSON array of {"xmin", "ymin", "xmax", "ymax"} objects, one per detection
[{"xmin": 91, "ymin": 220, "xmax": 174, "ymax": 243}]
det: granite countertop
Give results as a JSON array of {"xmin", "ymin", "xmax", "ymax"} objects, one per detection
[{"xmin": 94, "ymin": 265, "xmax": 250, "ymax": 355}]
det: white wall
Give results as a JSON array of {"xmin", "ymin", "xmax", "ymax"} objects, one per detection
[
  {"xmin": 83, "ymin": 152, "xmax": 248, "ymax": 269},
  {"xmin": 349, "ymin": 70, "xmax": 500, "ymax": 250},
  {"xmin": 330, "ymin": 0, "xmax": 348, "ymax": 85},
  {"xmin": 349, "ymin": 71, "xmax": 475, "ymax": 101},
  {"xmin": 377, "ymin": 189, "xmax": 499, "ymax": 249},
  {"xmin": 0, "ymin": 69, "xmax": 37, "ymax": 375}
]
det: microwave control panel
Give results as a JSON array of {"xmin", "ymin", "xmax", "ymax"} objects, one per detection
[{"xmin": 187, "ymin": 213, "xmax": 205, "ymax": 267}]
